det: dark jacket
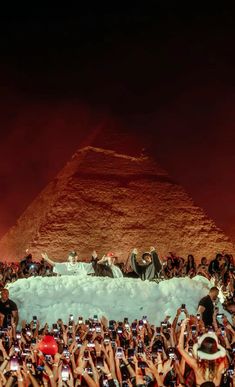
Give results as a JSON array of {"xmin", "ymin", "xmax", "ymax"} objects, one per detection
[{"xmin": 130, "ymin": 250, "xmax": 162, "ymax": 280}]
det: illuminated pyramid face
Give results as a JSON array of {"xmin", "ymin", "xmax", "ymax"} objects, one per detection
[{"xmin": 0, "ymin": 146, "xmax": 233, "ymax": 262}]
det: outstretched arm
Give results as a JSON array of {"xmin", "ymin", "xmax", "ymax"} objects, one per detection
[
  {"xmin": 150, "ymin": 247, "xmax": 162, "ymax": 273},
  {"xmin": 130, "ymin": 248, "xmax": 141, "ymax": 276},
  {"xmin": 41, "ymin": 252, "xmax": 55, "ymax": 267}
]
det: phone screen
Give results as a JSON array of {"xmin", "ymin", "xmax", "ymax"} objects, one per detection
[{"xmin": 61, "ymin": 365, "xmax": 69, "ymax": 381}]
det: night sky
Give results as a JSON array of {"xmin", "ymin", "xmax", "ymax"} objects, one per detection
[{"xmin": 0, "ymin": 6, "xmax": 235, "ymax": 242}]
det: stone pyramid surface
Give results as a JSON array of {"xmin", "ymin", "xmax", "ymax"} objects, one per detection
[{"xmin": 0, "ymin": 146, "xmax": 234, "ymax": 262}]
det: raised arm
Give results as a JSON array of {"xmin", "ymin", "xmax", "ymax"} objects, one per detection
[
  {"xmin": 177, "ymin": 319, "xmax": 197, "ymax": 370},
  {"xmin": 130, "ymin": 248, "xmax": 141, "ymax": 275},
  {"xmin": 150, "ymin": 246, "xmax": 162, "ymax": 273},
  {"xmin": 41, "ymin": 252, "xmax": 55, "ymax": 267}
]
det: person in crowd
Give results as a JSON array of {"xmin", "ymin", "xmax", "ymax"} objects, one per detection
[
  {"xmin": 92, "ymin": 251, "xmax": 123, "ymax": 278},
  {"xmin": 186, "ymin": 254, "xmax": 197, "ymax": 277},
  {"xmin": 129, "ymin": 246, "xmax": 162, "ymax": 280},
  {"xmin": 0, "ymin": 288, "xmax": 18, "ymax": 328},
  {"xmin": 197, "ymin": 257, "xmax": 210, "ymax": 278},
  {"xmin": 208, "ymin": 253, "xmax": 223, "ymax": 276},
  {"xmin": 197, "ymin": 287, "xmax": 219, "ymax": 327},
  {"xmin": 178, "ymin": 318, "xmax": 227, "ymax": 387},
  {"xmin": 41, "ymin": 250, "xmax": 96, "ymax": 276},
  {"xmin": 19, "ymin": 249, "xmax": 33, "ymax": 276},
  {"xmin": 163, "ymin": 256, "xmax": 177, "ymax": 278}
]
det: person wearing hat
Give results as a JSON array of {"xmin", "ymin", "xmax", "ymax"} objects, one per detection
[
  {"xmin": 95, "ymin": 251, "xmax": 123, "ymax": 278},
  {"xmin": 129, "ymin": 246, "xmax": 162, "ymax": 281},
  {"xmin": 41, "ymin": 251, "xmax": 95, "ymax": 276},
  {"xmin": 177, "ymin": 318, "xmax": 227, "ymax": 387}
]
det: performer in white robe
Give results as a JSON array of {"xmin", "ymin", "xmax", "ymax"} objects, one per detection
[{"xmin": 41, "ymin": 251, "xmax": 95, "ymax": 276}]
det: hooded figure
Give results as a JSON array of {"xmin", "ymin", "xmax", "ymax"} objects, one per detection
[{"xmin": 130, "ymin": 247, "xmax": 162, "ymax": 280}]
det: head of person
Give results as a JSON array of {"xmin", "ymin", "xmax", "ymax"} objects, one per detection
[
  {"xmin": 166, "ymin": 257, "xmax": 173, "ymax": 268},
  {"xmin": 26, "ymin": 254, "xmax": 32, "ymax": 262},
  {"xmin": 141, "ymin": 252, "xmax": 152, "ymax": 265},
  {"xmin": 193, "ymin": 332, "xmax": 226, "ymax": 364},
  {"xmin": 209, "ymin": 287, "xmax": 219, "ymax": 301},
  {"xmin": 215, "ymin": 253, "xmax": 222, "ymax": 262},
  {"xmin": 1, "ymin": 289, "xmax": 9, "ymax": 302},
  {"xmin": 67, "ymin": 251, "xmax": 78, "ymax": 264},
  {"xmin": 201, "ymin": 257, "xmax": 207, "ymax": 266}
]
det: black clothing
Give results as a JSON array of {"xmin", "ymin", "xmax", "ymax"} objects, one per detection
[
  {"xmin": 0, "ymin": 299, "xmax": 18, "ymax": 327},
  {"xmin": 208, "ymin": 259, "xmax": 220, "ymax": 275},
  {"xmin": 131, "ymin": 250, "xmax": 162, "ymax": 281},
  {"xmin": 198, "ymin": 295, "xmax": 214, "ymax": 327}
]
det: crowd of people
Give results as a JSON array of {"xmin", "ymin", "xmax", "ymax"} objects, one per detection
[
  {"xmin": 0, "ymin": 292, "xmax": 234, "ymax": 386},
  {"xmin": 0, "ymin": 249, "xmax": 234, "ymax": 385}
]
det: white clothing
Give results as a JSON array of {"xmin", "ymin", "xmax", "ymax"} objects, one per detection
[
  {"xmin": 110, "ymin": 264, "xmax": 123, "ymax": 278},
  {"xmin": 53, "ymin": 261, "xmax": 95, "ymax": 276}
]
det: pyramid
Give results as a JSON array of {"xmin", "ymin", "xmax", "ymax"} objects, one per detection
[{"xmin": 0, "ymin": 146, "xmax": 234, "ymax": 263}]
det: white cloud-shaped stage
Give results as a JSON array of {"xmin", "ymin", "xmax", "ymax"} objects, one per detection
[{"xmin": 6, "ymin": 275, "xmax": 221, "ymax": 326}]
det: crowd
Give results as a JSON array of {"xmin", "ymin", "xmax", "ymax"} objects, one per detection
[
  {"xmin": 0, "ymin": 291, "xmax": 234, "ymax": 386},
  {"xmin": 0, "ymin": 250, "xmax": 234, "ymax": 385}
]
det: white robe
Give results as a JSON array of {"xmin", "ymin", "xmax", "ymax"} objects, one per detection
[{"xmin": 53, "ymin": 261, "xmax": 95, "ymax": 276}]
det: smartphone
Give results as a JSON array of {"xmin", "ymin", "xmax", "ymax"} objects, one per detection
[
  {"xmin": 78, "ymin": 317, "xmax": 83, "ymax": 324},
  {"xmin": 16, "ymin": 331, "xmax": 21, "ymax": 340},
  {"xmin": 221, "ymin": 327, "xmax": 225, "ymax": 336},
  {"xmin": 104, "ymin": 334, "xmax": 110, "ymax": 344},
  {"xmin": 191, "ymin": 325, "xmax": 197, "ymax": 334},
  {"xmin": 61, "ymin": 365, "xmax": 69, "ymax": 381},
  {"xmin": 87, "ymin": 341, "xmax": 95, "ymax": 348},
  {"xmin": 217, "ymin": 313, "xmax": 224, "ymax": 323},
  {"xmin": 196, "ymin": 313, "xmax": 200, "ymax": 320},
  {"xmin": 161, "ymin": 321, "xmax": 168, "ymax": 328},
  {"xmin": 33, "ymin": 316, "xmax": 37, "ymax": 329},
  {"xmin": 26, "ymin": 359, "xmax": 32, "ymax": 369},
  {"xmin": 14, "ymin": 344, "xmax": 20, "ymax": 353},
  {"xmin": 85, "ymin": 367, "xmax": 93, "ymax": 375},
  {"xmin": 95, "ymin": 323, "xmax": 101, "ymax": 333},
  {"xmin": 127, "ymin": 348, "xmax": 135, "ymax": 359},
  {"xmin": 45, "ymin": 354, "xmax": 52, "ymax": 362},
  {"xmin": 181, "ymin": 304, "xmax": 186, "ymax": 311},
  {"xmin": 227, "ymin": 364, "xmax": 234, "ymax": 376},
  {"xmin": 69, "ymin": 314, "xmax": 74, "ymax": 323},
  {"xmin": 131, "ymin": 322, "xmax": 137, "ymax": 331},
  {"xmin": 138, "ymin": 360, "xmax": 148, "ymax": 369},
  {"xmin": 115, "ymin": 347, "xmax": 124, "ymax": 358},
  {"xmin": 83, "ymin": 350, "xmax": 89, "ymax": 360},
  {"xmin": 63, "ymin": 347, "xmax": 70, "ymax": 359},
  {"xmin": 156, "ymin": 327, "xmax": 161, "ymax": 335},
  {"xmin": 26, "ymin": 329, "xmax": 32, "ymax": 337},
  {"xmin": 31, "ymin": 338, "xmax": 36, "ymax": 345},
  {"xmin": 168, "ymin": 347, "xmax": 175, "ymax": 359},
  {"xmin": 52, "ymin": 323, "xmax": 58, "ymax": 333},
  {"xmin": 10, "ymin": 356, "xmax": 19, "ymax": 371},
  {"xmin": 96, "ymin": 356, "xmax": 104, "ymax": 368},
  {"xmin": 93, "ymin": 315, "xmax": 98, "ymax": 322},
  {"xmin": 142, "ymin": 315, "xmax": 147, "ymax": 324}
]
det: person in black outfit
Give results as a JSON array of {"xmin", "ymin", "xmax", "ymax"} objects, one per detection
[
  {"xmin": 0, "ymin": 289, "xmax": 18, "ymax": 328},
  {"xmin": 130, "ymin": 246, "xmax": 162, "ymax": 281},
  {"xmin": 208, "ymin": 254, "xmax": 222, "ymax": 276},
  {"xmin": 197, "ymin": 287, "xmax": 219, "ymax": 327},
  {"xmin": 20, "ymin": 251, "xmax": 33, "ymax": 275}
]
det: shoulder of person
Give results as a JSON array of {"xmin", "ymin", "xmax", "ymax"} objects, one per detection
[{"xmin": 9, "ymin": 299, "xmax": 18, "ymax": 309}]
